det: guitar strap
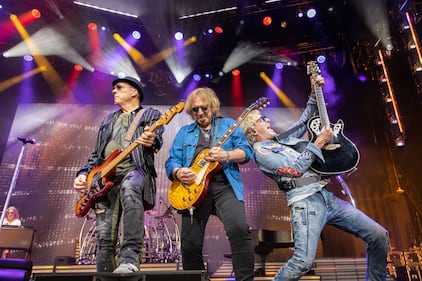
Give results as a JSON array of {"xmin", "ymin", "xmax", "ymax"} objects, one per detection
[
  {"xmin": 210, "ymin": 117, "xmax": 221, "ymax": 147},
  {"xmin": 275, "ymin": 121, "xmax": 306, "ymax": 141},
  {"xmin": 125, "ymin": 108, "xmax": 145, "ymax": 142}
]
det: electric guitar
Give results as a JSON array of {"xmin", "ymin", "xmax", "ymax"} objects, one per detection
[
  {"xmin": 307, "ymin": 61, "xmax": 360, "ymax": 175},
  {"xmin": 75, "ymin": 101, "xmax": 185, "ymax": 217},
  {"xmin": 168, "ymin": 97, "xmax": 270, "ymax": 211}
]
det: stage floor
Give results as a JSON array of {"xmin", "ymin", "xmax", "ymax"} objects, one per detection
[{"xmin": 30, "ymin": 257, "xmax": 397, "ymax": 281}]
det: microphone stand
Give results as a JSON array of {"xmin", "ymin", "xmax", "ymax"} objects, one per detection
[{"xmin": 0, "ymin": 137, "xmax": 35, "ymax": 229}]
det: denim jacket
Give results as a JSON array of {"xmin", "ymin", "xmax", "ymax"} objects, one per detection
[
  {"xmin": 254, "ymin": 97, "xmax": 326, "ymax": 205},
  {"xmin": 165, "ymin": 116, "xmax": 253, "ymax": 201}
]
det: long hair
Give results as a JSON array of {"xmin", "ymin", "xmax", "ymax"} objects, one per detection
[
  {"xmin": 240, "ymin": 109, "xmax": 261, "ymax": 146},
  {"xmin": 185, "ymin": 87, "xmax": 220, "ymax": 117},
  {"xmin": 5, "ymin": 206, "xmax": 20, "ymax": 220}
]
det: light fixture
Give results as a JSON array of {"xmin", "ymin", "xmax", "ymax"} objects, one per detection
[
  {"xmin": 174, "ymin": 31, "xmax": 184, "ymax": 41},
  {"xmin": 306, "ymin": 8, "xmax": 317, "ymax": 18},
  {"xmin": 395, "ymin": 136, "xmax": 405, "ymax": 147}
]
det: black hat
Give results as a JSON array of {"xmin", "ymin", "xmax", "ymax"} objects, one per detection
[{"xmin": 112, "ymin": 76, "xmax": 144, "ymax": 102}]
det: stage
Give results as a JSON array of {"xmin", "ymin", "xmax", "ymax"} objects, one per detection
[{"xmin": 29, "ymin": 257, "xmax": 399, "ymax": 281}]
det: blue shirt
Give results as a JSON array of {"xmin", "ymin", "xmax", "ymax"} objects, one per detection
[{"xmin": 165, "ymin": 116, "xmax": 253, "ymax": 201}]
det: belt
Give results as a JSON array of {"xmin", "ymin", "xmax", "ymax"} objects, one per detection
[{"xmin": 280, "ymin": 175, "xmax": 321, "ymax": 190}]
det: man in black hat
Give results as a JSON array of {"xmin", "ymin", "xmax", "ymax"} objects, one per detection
[{"xmin": 73, "ymin": 76, "xmax": 164, "ymax": 273}]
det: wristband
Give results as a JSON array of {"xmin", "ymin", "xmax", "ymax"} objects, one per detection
[{"xmin": 226, "ymin": 151, "xmax": 230, "ymax": 163}]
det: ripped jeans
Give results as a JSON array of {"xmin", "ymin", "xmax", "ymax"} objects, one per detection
[
  {"xmin": 273, "ymin": 188, "xmax": 389, "ymax": 281},
  {"xmin": 95, "ymin": 170, "xmax": 145, "ymax": 272}
]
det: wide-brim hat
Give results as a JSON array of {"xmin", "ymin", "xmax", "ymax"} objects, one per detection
[{"xmin": 112, "ymin": 76, "xmax": 144, "ymax": 102}]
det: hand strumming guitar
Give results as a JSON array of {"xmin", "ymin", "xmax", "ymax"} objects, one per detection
[
  {"xmin": 313, "ymin": 126, "xmax": 333, "ymax": 148},
  {"xmin": 74, "ymin": 174, "xmax": 87, "ymax": 197}
]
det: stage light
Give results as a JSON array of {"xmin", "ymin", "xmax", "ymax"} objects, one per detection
[
  {"xmin": 23, "ymin": 55, "xmax": 33, "ymax": 62},
  {"xmin": 275, "ymin": 62, "xmax": 283, "ymax": 70},
  {"xmin": 232, "ymin": 69, "xmax": 240, "ymax": 76},
  {"xmin": 262, "ymin": 16, "xmax": 272, "ymax": 26},
  {"xmin": 297, "ymin": 10, "xmax": 304, "ymax": 18},
  {"xmin": 32, "ymin": 9, "xmax": 41, "ymax": 19},
  {"xmin": 208, "ymin": 28, "xmax": 213, "ymax": 34},
  {"xmin": 414, "ymin": 64, "xmax": 422, "ymax": 72},
  {"xmin": 74, "ymin": 64, "xmax": 83, "ymax": 71},
  {"xmin": 316, "ymin": 54, "xmax": 326, "ymax": 63},
  {"xmin": 174, "ymin": 31, "xmax": 183, "ymax": 40},
  {"xmin": 132, "ymin": 31, "xmax": 141, "ymax": 40},
  {"xmin": 306, "ymin": 8, "xmax": 317, "ymax": 18},
  {"xmin": 407, "ymin": 41, "xmax": 416, "ymax": 50},
  {"xmin": 280, "ymin": 21, "xmax": 287, "ymax": 28},
  {"xmin": 395, "ymin": 136, "xmax": 405, "ymax": 147},
  {"xmin": 87, "ymin": 22, "xmax": 97, "ymax": 31},
  {"xmin": 101, "ymin": 26, "xmax": 106, "ymax": 31},
  {"xmin": 193, "ymin": 74, "xmax": 201, "ymax": 81},
  {"xmin": 386, "ymin": 43, "xmax": 394, "ymax": 51},
  {"xmin": 214, "ymin": 26, "xmax": 223, "ymax": 34}
]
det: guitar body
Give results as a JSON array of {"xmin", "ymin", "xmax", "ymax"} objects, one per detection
[
  {"xmin": 75, "ymin": 149, "xmax": 120, "ymax": 217},
  {"xmin": 308, "ymin": 116, "xmax": 360, "ymax": 175},
  {"xmin": 168, "ymin": 149, "xmax": 222, "ymax": 210}
]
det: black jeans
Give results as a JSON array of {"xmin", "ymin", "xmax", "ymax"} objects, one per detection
[
  {"xmin": 95, "ymin": 170, "xmax": 145, "ymax": 272},
  {"xmin": 180, "ymin": 183, "xmax": 255, "ymax": 281}
]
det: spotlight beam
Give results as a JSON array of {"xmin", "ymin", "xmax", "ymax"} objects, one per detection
[
  {"xmin": 0, "ymin": 67, "xmax": 46, "ymax": 93},
  {"xmin": 9, "ymin": 14, "xmax": 68, "ymax": 95},
  {"xmin": 260, "ymin": 71, "xmax": 296, "ymax": 108}
]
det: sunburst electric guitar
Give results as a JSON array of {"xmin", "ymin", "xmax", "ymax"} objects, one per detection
[
  {"xmin": 75, "ymin": 101, "xmax": 185, "ymax": 217},
  {"xmin": 168, "ymin": 97, "xmax": 270, "ymax": 212},
  {"xmin": 307, "ymin": 61, "xmax": 360, "ymax": 175}
]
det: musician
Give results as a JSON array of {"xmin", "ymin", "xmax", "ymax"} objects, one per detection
[
  {"xmin": 2, "ymin": 206, "xmax": 21, "ymax": 226},
  {"xmin": 73, "ymin": 76, "xmax": 164, "ymax": 273},
  {"xmin": 240, "ymin": 75, "xmax": 389, "ymax": 281},
  {"xmin": 1, "ymin": 206, "xmax": 22, "ymax": 258},
  {"xmin": 165, "ymin": 87, "xmax": 255, "ymax": 281}
]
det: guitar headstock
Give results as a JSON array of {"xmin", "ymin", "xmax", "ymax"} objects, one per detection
[
  {"xmin": 307, "ymin": 61, "xmax": 320, "ymax": 77},
  {"xmin": 153, "ymin": 101, "xmax": 185, "ymax": 128},
  {"xmin": 249, "ymin": 97, "xmax": 270, "ymax": 110}
]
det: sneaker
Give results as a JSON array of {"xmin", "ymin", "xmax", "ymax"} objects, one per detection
[{"xmin": 113, "ymin": 263, "xmax": 139, "ymax": 274}]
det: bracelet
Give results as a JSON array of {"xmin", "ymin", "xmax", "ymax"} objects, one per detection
[
  {"xmin": 225, "ymin": 151, "xmax": 230, "ymax": 163},
  {"xmin": 174, "ymin": 168, "xmax": 181, "ymax": 180}
]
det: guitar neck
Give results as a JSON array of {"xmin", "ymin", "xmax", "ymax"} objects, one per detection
[
  {"xmin": 313, "ymin": 80, "xmax": 330, "ymax": 127},
  {"xmin": 101, "ymin": 141, "xmax": 139, "ymax": 177},
  {"xmin": 100, "ymin": 101, "xmax": 185, "ymax": 178},
  {"xmin": 215, "ymin": 109, "xmax": 253, "ymax": 148}
]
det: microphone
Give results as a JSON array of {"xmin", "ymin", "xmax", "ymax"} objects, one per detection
[{"xmin": 17, "ymin": 137, "xmax": 36, "ymax": 144}]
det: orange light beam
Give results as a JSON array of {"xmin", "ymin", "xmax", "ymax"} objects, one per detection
[
  {"xmin": 259, "ymin": 72, "xmax": 296, "ymax": 107},
  {"xmin": 0, "ymin": 66, "xmax": 46, "ymax": 93},
  {"xmin": 10, "ymin": 14, "xmax": 67, "ymax": 95}
]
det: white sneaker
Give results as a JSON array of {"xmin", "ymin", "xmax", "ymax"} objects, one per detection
[{"xmin": 113, "ymin": 263, "xmax": 139, "ymax": 273}]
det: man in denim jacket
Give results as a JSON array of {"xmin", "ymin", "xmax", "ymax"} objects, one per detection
[
  {"xmin": 165, "ymin": 87, "xmax": 255, "ymax": 281},
  {"xmin": 240, "ymin": 75, "xmax": 389, "ymax": 281}
]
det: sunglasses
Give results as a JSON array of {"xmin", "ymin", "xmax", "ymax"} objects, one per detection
[
  {"xmin": 256, "ymin": 115, "xmax": 269, "ymax": 123},
  {"xmin": 192, "ymin": 106, "xmax": 208, "ymax": 113}
]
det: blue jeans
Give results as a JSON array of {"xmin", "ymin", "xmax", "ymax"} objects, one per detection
[
  {"xmin": 180, "ymin": 183, "xmax": 255, "ymax": 281},
  {"xmin": 95, "ymin": 170, "xmax": 145, "ymax": 272},
  {"xmin": 273, "ymin": 188, "xmax": 389, "ymax": 281}
]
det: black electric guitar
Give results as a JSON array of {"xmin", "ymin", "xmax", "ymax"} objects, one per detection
[
  {"xmin": 307, "ymin": 61, "xmax": 360, "ymax": 175},
  {"xmin": 168, "ymin": 97, "xmax": 270, "ymax": 211},
  {"xmin": 75, "ymin": 101, "xmax": 185, "ymax": 217}
]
